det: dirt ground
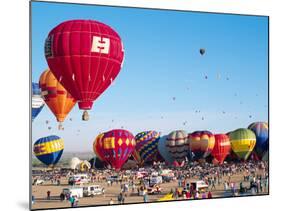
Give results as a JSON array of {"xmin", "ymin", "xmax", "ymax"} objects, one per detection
[{"xmin": 31, "ymin": 170, "xmax": 268, "ymax": 210}]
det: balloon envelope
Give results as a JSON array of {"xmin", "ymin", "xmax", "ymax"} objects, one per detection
[
  {"xmin": 229, "ymin": 128, "xmax": 256, "ymax": 160},
  {"xmin": 39, "ymin": 69, "xmax": 76, "ymax": 124},
  {"xmin": 44, "ymin": 19, "xmax": 124, "ymax": 112},
  {"xmin": 166, "ymin": 130, "xmax": 189, "ymax": 165},
  {"xmin": 211, "ymin": 134, "xmax": 231, "ymax": 164},
  {"xmin": 133, "ymin": 131, "xmax": 161, "ymax": 164},
  {"xmin": 33, "ymin": 135, "xmax": 64, "ymax": 166},
  {"xmin": 157, "ymin": 135, "xmax": 175, "ymax": 164},
  {"xmin": 200, "ymin": 48, "xmax": 205, "ymax": 55},
  {"xmin": 93, "ymin": 133, "xmax": 105, "ymax": 161},
  {"xmin": 32, "ymin": 82, "xmax": 44, "ymax": 121},
  {"xmin": 69, "ymin": 157, "xmax": 81, "ymax": 170},
  {"xmin": 248, "ymin": 122, "xmax": 268, "ymax": 158},
  {"xmin": 95, "ymin": 129, "xmax": 135, "ymax": 170},
  {"xmin": 189, "ymin": 130, "xmax": 215, "ymax": 160}
]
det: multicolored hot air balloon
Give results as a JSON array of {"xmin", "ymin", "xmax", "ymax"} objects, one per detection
[
  {"xmin": 44, "ymin": 19, "xmax": 124, "ymax": 120},
  {"xmin": 189, "ymin": 130, "xmax": 215, "ymax": 160},
  {"xmin": 94, "ymin": 129, "xmax": 135, "ymax": 170},
  {"xmin": 39, "ymin": 69, "xmax": 76, "ymax": 129},
  {"xmin": 166, "ymin": 130, "xmax": 189, "ymax": 166},
  {"xmin": 32, "ymin": 82, "xmax": 44, "ymax": 121},
  {"xmin": 132, "ymin": 131, "xmax": 161, "ymax": 165},
  {"xmin": 229, "ymin": 128, "xmax": 256, "ymax": 160},
  {"xmin": 33, "ymin": 135, "xmax": 64, "ymax": 166},
  {"xmin": 93, "ymin": 133, "xmax": 105, "ymax": 161},
  {"xmin": 248, "ymin": 122, "xmax": 269, "ymax": 158},
  {"xmin": 211, "ymin": 134, "xmax": 231, "ymax": 164},
  {"xmin": 157, "ymin": 135, "xmax": 175, "ymax": 164}
]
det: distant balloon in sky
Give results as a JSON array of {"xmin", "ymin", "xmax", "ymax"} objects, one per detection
[
  {"xmin": 44, "ymin": 19, "xmax": 125, "ymax": 121},
  {"xmin": 32, "ymin": 82, "xmax": 44, "ymax": 121},
  {"xmin": 39, "ymin": 69, "xmax": 76, "ymax": 129},
  {"xmin": 199, "ymin": 48, "xmax": 205, "ymax": 55}
]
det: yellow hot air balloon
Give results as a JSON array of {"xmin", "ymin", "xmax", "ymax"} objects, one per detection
[
  {"xmin": 93, "ymin": 133, "xmax": 105, "ymax": 161},
  {"xmin": 229, "ymin": 128, "xmax": 256, "ymax": 160},
  {"xmin": 39, "ymin": 69, "xmax": 76, "ymax": 129}
]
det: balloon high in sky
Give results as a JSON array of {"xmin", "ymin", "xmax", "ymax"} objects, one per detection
[
  {"xmin": 39, "ymin": 69, "xmax": 76, "ymax": 129},
  {"xmin": 44, "ymin": 19, "xmax": 124, "ymax": 121}
]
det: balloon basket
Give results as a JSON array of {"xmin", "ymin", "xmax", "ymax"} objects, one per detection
[
  {"xmin": 82, "ymin": 111, "xmax": 89, "ymax": 121},
  {"xmin": 58, "ymin": 123, "xmax": 63, "ymax": 130}
]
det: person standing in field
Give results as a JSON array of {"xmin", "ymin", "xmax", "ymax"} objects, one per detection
[
  {"xmin": 69, "ymin": 196, "xmax": 75, "ymax": 207},
  {"xmin": 47, "ymin": 190, "xmax": 51, "ymax": 200}
]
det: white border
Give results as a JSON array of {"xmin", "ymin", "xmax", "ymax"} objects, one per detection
[{"xmin": 0, "ymin": 0, "xmax": 280, "ymax": 211}]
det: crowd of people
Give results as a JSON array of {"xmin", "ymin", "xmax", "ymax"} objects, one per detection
[{"xmin": 32, "ymin": 160, "xmax": 268, "ymax": 207}]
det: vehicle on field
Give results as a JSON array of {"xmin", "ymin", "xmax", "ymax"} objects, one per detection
[
  {"xmin": 62, "ymin": 187, "xmax": 83, "ymax": 198},
  {"xmin": 68, "ymin": 174, "xmax": 90, "ymax": 185},
  {"xmin": 83, "ymin": 185, "xmax": 105, "ymax": 197},
  {"xmin": 186, "ymin": 180, "xmax": 209, "ymax": 193}
]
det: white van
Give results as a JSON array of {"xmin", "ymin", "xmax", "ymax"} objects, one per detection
[
  {"xmin": 68, "ymin": 174, "xmax": 90, "ymax": 185},
  {"xmin": 150, "ymin": 176, "xmax": 162, "ymax": 185},
  {"xmin": 63, "ymin": 187, "xmax": 83, "ymax": 198},
  {"xmin": 187, "ymin": 180, "xmax": 209, "ymax": 193},
  {"xmin": 83, "ymin": 185, "xmax": 105, "ymax": 197}
]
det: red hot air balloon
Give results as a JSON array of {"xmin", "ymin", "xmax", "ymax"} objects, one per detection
[
  {"xmin": 45, "ymin": 20, "xmax": 124, "ymax": 120},
  {"xmin": 211, "ymin": 134, "xmax": 231, "ymax": 164},
  {"xmin": 95, "ymin": 129, "xmax": 135, "ymax": 170}
]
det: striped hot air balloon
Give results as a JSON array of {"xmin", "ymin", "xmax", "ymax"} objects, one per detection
[
  {"xmin": 166, "ymin": 130, "xmax": 189, "ymax": 166},
  {"xmin": 229, "ymin": 128, "xmax": 256, "ymax": 160},
  {"xmin": 132, "ymin": 131, "xmax": 161, "ymax": 165},
  {"xmin": 189, "ymin": 130, "xmax": 215, "ymax": 160},
  {"xmin": 94, "ymin": 129, "xmax": 136, "ymax": 170},
  {"xmin": 33, "ymin": 135, "xmax": 64, "ymax": 166},
  {"xmin": 39, "ymin": 69, "xmax": 76, "ymax": 129},
  {"xmin": 248, "ymin": 122, "xmax": 268, "ymax": 158},
  {"xmin": 32, "ymin": 82, "xmax": 44, "ymax": 121}
]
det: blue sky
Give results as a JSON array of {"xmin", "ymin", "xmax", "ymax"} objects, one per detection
[{"xmin": 31, "ymin": 1, "xmax": 268, "ymax": 152}]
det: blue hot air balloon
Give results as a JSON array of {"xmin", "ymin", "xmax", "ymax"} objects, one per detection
[
  {"xmin": 33, "ymin": 135, "xmax": 64, "ymax": 166},
  {"xmin": 157, "ymin": 135, "xmax": 175, "ymax": 164},
  {"xmin": 32, "ymin": 82, "xmax": 44, "ymax": 121},
  {"xmin": 248, "ymin": 122, "xmax": 269, "ymax": 158}
]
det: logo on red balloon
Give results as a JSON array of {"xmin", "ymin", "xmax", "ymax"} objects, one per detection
[{"xmin": 91, "ymin": 36, "xmax": 110, "ymax": 54}]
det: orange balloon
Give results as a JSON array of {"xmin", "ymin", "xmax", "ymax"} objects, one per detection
[{"xmin": 39, "ymin": 69, "xmax": 76, "ymax": 124}]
